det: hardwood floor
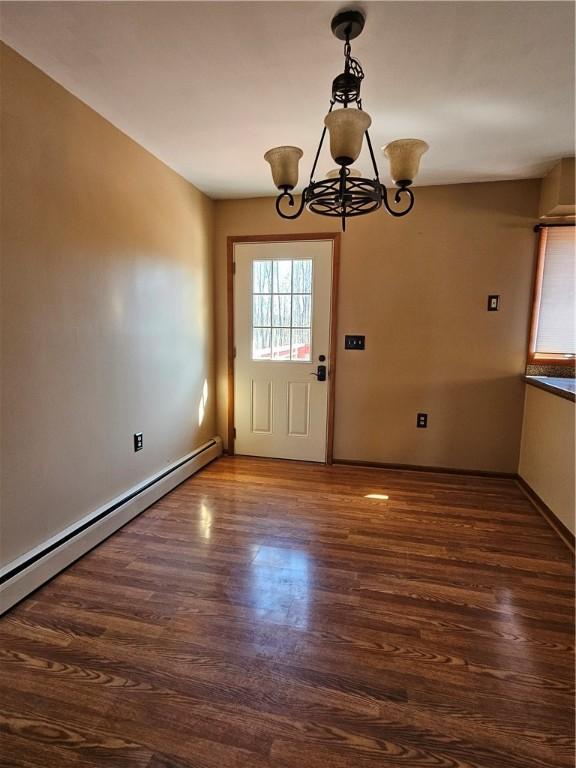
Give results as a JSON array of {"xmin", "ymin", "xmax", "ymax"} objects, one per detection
[{"xmin": 1, "ymin": 456, "xmax": 574, "ymax": 768}]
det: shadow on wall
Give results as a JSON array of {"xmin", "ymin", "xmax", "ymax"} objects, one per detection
[
  {"xmin": 336, "ymin": 375, "xmax": 526, "ymax": 473},
  {"xmin": 411, "ymin": 375, "xmax": 526, "ymax": 470},
  {"xmin": 453, "ymin": 375, "xmax": 522, "ymax": 469},
  {"xmin": 422, "ymin": 179, "xmax": 541, "ymax": 220}
]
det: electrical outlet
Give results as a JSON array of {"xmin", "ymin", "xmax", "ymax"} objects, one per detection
[
  {"xmin": 416, "ymin": 413, "xmax": 428, "ymax": 428},
  {"xmin": 134, "ymin": 432, "xmax": 143, "ymax": 452}
]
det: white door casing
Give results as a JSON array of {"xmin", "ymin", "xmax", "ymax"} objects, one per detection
[{"xmin": 233, "ymin": 240, "xmax": 333, "ymax": 462}]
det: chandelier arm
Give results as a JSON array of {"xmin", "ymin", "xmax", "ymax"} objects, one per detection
[
  {"xmin": 275, "ymin": 188, "xmax": 308, "ymax": 220},
  {"xmin": 308, "ymin": 100, "xmax": 335, "ymax": 184},
  {"xmin": 364, "ymin": 128, "xmax": 381, "ymax": 181},
  {"xmin": 381, "ymin": 185, "xmax": 415, "ymax": 217}
]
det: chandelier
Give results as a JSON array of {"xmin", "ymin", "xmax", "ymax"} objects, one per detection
[{"xmin": 264, "ymin": 10, "xmax": 428, "ymax": 231}]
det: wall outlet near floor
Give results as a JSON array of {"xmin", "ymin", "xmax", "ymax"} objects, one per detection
[
  {"xmin": 134, "ymin": 432, "xmax": 143, "ymax": 452},
  {"xmin": 416, "ymin": 413, "xmax": 428, "ymax": 429}
]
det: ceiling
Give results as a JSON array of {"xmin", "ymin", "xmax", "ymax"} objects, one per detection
[{"xmin": 1, "ymin": 1, "xmax": 574, "ymax": 199}]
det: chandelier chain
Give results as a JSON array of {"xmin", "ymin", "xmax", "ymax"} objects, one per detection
[
  {"xmin": 344, "ymin": 39, "xmax": 352, "ymax": 66},
  {"xmin": 344, "ymin": 37, "xmax": 364, "ymax": 91}
]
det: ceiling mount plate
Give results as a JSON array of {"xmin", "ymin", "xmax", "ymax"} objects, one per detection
[{"xmin": 331, "ymin": 10, "xmax": 365, "ymax": 41}]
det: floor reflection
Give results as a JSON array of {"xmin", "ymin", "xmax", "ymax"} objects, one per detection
[
  {"xmin": 198, "ymin": 501, "xmax": 212, "ymax": 540},
  {"xmin": 494, "ymin": 586, "xmax": 537, "ymax": 674},
  {"xmin": 250, "ymin": 546, "xmax": 311, "ymax": 628}
]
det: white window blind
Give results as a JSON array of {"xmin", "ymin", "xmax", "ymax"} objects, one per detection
[{"xmin": 534, "ymin": 227, "xmax": 576, "ymax": 356}]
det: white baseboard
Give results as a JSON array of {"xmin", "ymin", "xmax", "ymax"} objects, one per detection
[{"xmin": 0, "ymin": 437, "xmax": 222, "ymax": 615}]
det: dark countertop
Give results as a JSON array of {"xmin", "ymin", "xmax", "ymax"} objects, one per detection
[{"xmin": 524, "ymin": 376, "xmax": 576, "ymax": 402}]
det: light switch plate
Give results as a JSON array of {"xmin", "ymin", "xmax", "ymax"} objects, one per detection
[{"xmin": 345, "ymin": 335, "xmax": 365, "ymax": 350}]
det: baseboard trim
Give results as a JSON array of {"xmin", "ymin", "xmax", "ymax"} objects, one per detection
[
  {"xmin": 0, "ymin": 437, "xmax": 223, "ymax": 614},
  {"xmin": 515, "ymin": 475, "xmax": 575, "ymax": 554},
  {"xmin": 334, "ymin": 459, "xmax": 516, "ymax": 479}
]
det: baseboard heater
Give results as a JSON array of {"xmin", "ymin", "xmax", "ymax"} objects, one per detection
[{"xmin": 0, "ymin": 436, "xmax": 223, "ymax": 615}]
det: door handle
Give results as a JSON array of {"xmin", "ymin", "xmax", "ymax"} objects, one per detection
[{"xmin": 310, "ymin": 364, "xmax": 327, "ymax": 382}]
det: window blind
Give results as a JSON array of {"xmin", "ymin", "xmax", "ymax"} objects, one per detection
[{"xmin": 534, "ymin": 226, "xmax": 575, "ymax": 356}]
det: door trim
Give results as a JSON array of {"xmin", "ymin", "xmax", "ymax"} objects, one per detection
[{"xmin": 227, "ymin": 233, "xmax": 341, "ymax": 464}]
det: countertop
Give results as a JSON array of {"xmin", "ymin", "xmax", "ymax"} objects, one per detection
[{"xmin": 524, "ymin": 376, "xmax": 576, "ymax": 402}]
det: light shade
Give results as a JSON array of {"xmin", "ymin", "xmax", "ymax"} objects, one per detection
[
  {"xmin": 326, "ymin": 168, "xmax": 362, "ymax": 178},
  {"xmin": 264, "ymin": 146, "xmax": 303, "ymax": 190},
  {"xmin": 382, "ymin": 139, "xmax": 429, "ymax": 184},
  {"xmin": 324, "ymin": 108, "xmax": 371, "ymax": 166}
]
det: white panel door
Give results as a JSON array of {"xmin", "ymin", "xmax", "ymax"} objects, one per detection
[{"xmin": 234, "ymin": 240, "xmax": 333, "ymax": 462}]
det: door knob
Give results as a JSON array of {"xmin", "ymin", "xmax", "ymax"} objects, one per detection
[{"xmin": 310, "ymin": 364, "xmax": 327, "ymax": 381}]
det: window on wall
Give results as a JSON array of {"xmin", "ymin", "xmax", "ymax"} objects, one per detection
[
  {"xmin": 252, "ymin": 259, "xmax": 313, "ymax": 361},
  {"xmin": 528, "ymin": 225, "xmax": 576, "ymax": 364}
]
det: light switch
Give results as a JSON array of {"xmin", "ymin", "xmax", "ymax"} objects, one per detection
[
  {"xmin": 487, "ymin": 295, "xmax": 500, "ymax": 311},
  {"xmin": 345, "ymin": 335, "xmax": 365, "ymax": 350}
]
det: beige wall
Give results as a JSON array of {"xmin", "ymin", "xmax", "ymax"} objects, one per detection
[
  {"xmin": 539, "ymin": 157, "xmax": 575, "ymax": 218},
  {"xmin": 1, "ymin": 44, "xmax": 216, "ymax": 566},
  {"xmin": 519, "ymin": 385, "xmax": 575, "ymax": 535},
  {"xmin": 215, "ymin": 179, "xmax": 540, "ymax": 471}
]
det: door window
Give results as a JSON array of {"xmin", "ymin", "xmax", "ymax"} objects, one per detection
[{"xmin": 252, "ymin": 259, "xmax": 313, "ymax": 361}]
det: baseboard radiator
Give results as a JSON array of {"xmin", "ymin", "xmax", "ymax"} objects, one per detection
[{"xmin": 0, "ymin": 436, "xmax": 223, "ymax": 615}]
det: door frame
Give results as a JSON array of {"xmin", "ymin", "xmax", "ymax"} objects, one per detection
[{"xmin": 227, "ymin": 232, "xmax": 341, "ymax": 464}]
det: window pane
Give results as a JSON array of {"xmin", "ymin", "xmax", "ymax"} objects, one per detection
[
  {"xmin": 253, "ymin": 260, "xmax": 272, "ymax": 293},
  {"xmin": 291, "ymin": 329, "xmax": 311, "ymax": 361},
  {"xmin": 251, "ymin": 258, "xmax": 314, "ymax": 363},
  {"xmin": 253, "ymin": 328, "xmax": 271, "ymax": 360},
  {"xmin": 272, "ymin": 294, "xmax": 291, "ymax": 327},
  {"xmin": 292, "ymin": 294, "xmax": 311, "ymax": 328},
  {"xmin": 535, "ymin": 228, "xmax": 576, "ymax": 354},
  {"xmin": 292, "ymin": 260, "xmax": 312, "ymax": 293},
  {"xmin": 273, "ymin": 260, "xmax": 292, "ymax": 293},
  {"xmin": 272, "ymin": 328, "xmax": 291, "ymax": 359},
  {"xmin": 253, "ymin": 295, "xmax": 271, "ymax": 327}
]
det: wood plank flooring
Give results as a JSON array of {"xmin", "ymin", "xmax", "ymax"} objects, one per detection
[{"xmin": 1, "ymin": 456, "xmax": 574, "ymax": 768}]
